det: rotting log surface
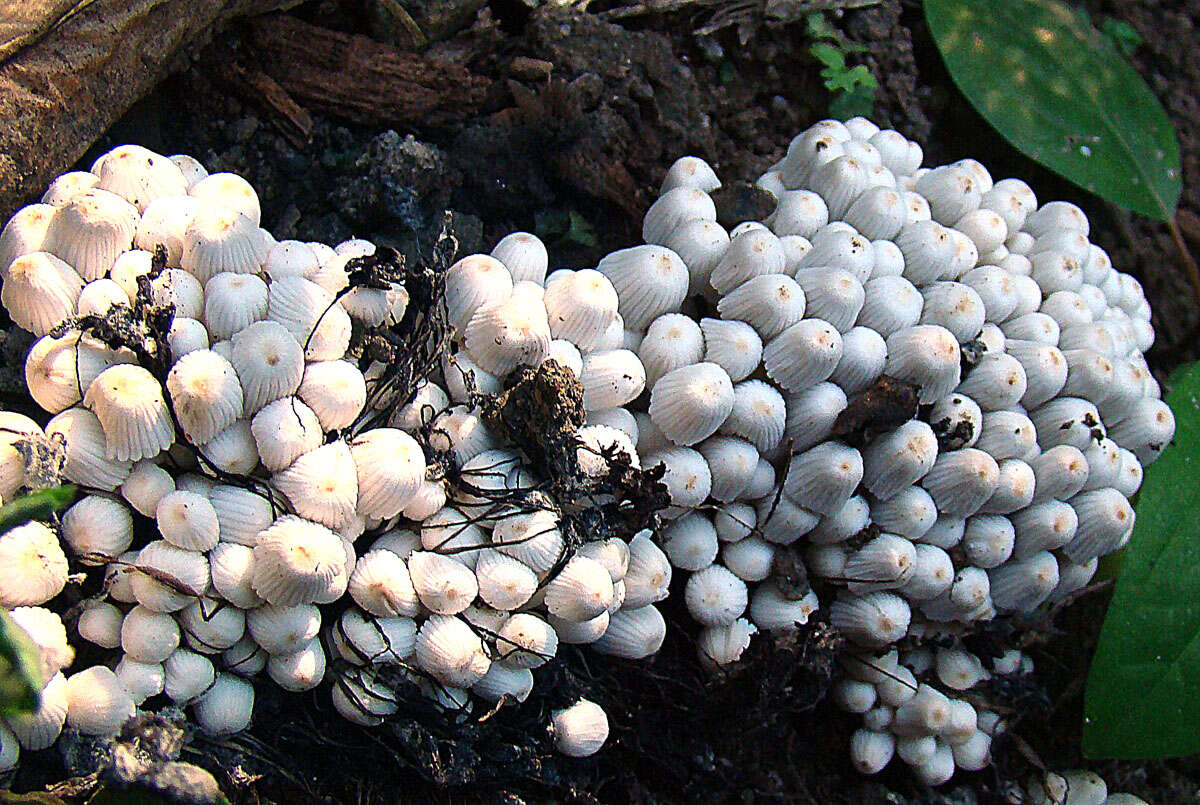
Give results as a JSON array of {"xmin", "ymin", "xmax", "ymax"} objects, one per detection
[
  {"xmin": 243, "ymin": 14, "xmax": 493, "ymax": 128},
  {"xmin": 0, "ymin": 0, "xmax": 300, "ymax": 217}
]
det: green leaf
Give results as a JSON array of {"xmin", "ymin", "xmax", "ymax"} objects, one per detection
[
  {"xmin": 809, "ymin": 42, "xmax": 846, "ymax": 72},
  {"xmin": 924, "ymin": 0, "xmax": 1180, "ymax": 222},
  {"xmin": 829, "ymin": 85, "xmax": 875, "ymax": 121},
  {"xmin": 0, "ymin": 609, "xmax": 43, "ymax": 716},
  {"xmin": 1100, "ymin": 18, "xmax": 1143, "ymax": 58},
  {"xmin": 804, "ymin": 12, "xmax": 838, "ymax": 41},
  {"xmin": 823, "ymin": 64, "xmax": 876, "ymax": 94},
  {"xmin": 1083, "ymin": 361, "xmax": 1200, "ymax": 758},
  {"xmin": 0, "ymin": 485, "xmax": 76, "ymax": 533}
]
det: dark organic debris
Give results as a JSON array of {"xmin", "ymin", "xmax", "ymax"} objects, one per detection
[
  {"xmin": 960, "ymin": 335, "xmax": 989, "ymax": 373},
  {"xmin": 832, "ymin": 374, "xmax": 921, "ymax": 446},
  {"xmin": 480, "ymin": 359, "xmax": 587, "ymax": 483},
  {"xmin": 50, "ymin": 245, "xmax": 174, "ymax": 380},
  {"xmin": 930, "ymin": 413, "xmax": 975, "ymax": 452},
  {"xmin": 349, "ymin": 226, "xmax": 458, "ymax": 436},
  {"xmin": 710, "ymin": 181, "xmax": 779, "ymax": 228},
  {"xmin": 771, "ymin": 545, "xmax": 812, "ymax": 600}
]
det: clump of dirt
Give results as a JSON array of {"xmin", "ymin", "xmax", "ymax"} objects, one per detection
[{"xmin": 480, "ymin": 360, "xmax": 587, "ymax": 482}]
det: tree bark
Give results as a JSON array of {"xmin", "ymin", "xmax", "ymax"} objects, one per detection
[
  {"xmin": 0, "ymin": 0, "xmax": 300, "ymax": 217},
  {"xmin": 242, "ymin": 14, "xmax": 493, "ymax": 129}
]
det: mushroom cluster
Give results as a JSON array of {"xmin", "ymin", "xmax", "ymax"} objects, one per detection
[
  {"xmin": 602, "ymin": 116, "xmax": 1172, "ymax": 779},
  {"xmin": 834, "ymin": 644, "xmax": 1021, "ymax": 785},
  {"xmin": 1024, "ymin": 769, "xmax": 1149, "ymax": 804},
  {"xmin": 0, "ymin": 112, "xmax": 1176, "ymax": 788},
  {"xmin": 0, "ymin": 145, "xmax": 668, "ymax": 765}
]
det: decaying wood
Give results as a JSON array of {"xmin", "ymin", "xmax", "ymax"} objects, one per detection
[
  {"xmin": 211, "ymin": 56, "xmax": 314, "ymax": 150},
  {"xmin": 0, "ymin": 0, "xmax": 300, "ymax": 217},
  {"xmin": 243, "ymin": 14, "xmax": 493, "ymax": 129}
]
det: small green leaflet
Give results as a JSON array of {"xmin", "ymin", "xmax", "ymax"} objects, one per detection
[
  {"xmin": 0, "ymin": 486, "xmax": 77, "ymax": 716},
  {"xmin": 1083, "ymin": 361, "xmax": 1200, "ymax": 758},
  {"xmin": 924, "ymin": 0, "xmax": 1180, "ymax": 222},
  {"xmin": 0, "ymin": 484, "xmax": 76, "ymax": 533},
  {"xmin": 0, "ymin": 610, "xmax": 42, "ymax": 717}
]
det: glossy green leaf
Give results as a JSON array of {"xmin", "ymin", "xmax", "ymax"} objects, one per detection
[
  {"xmin": 925, "ymin": 0, "xmax": 1180, "ymax": 221},
  {"xmin": 1100, "ymin": 18, "xmax": 1143, "ymax": 58},
  {"xmin": 1084, "ymin": 361, "xmax": 1200, "ymax": 758},
  {"xmin": 0, "ymin": 609, "xmax": 43, "ymax": 716},
  {"xmin": 0, "ymin": 484, "xmax": 75, "ymax": 532}
]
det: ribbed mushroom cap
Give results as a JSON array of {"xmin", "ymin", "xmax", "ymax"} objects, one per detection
[
  {"xmin": 543, "ymin": 269, "xmax": 620, "ymax": 351},
  {"xmin": 84, "ymin": 364, "xmax": 175, "ymax": 462},
  {"xmin": 490, "ymin": 231, "xmax": 548, "ymax": 285},
  {"xmin": 41, "ymin": 189, "xmax": 138, "ymax": 280},
  {"xmin": 1, "ymin": 251, "xmax": 83, "ymax": 336},
  {"xmin": 203, "ymin": 272, "xmax": 269, "ymax": 340},
  {"xmin": 0, "ymin": 522, "xmax": 68, "ymax": 607},
  {"xmin": 267, "ymin": 275, "xmax": 353, "ymax": 361},
  {"xmin": 155, "ymin": 490, "xmax": 220, "ymax": 552},
  {"xmin": 463, "ymin": 295, "xmax": 551, "ymax": 376},
  {"xmin": 167, "ymin": 349, "xmax": 244, "ymax": 445},
  {"xmin": 230, "ymin": 320, "xmax": 305, "ymax": 413},
  {"xmin": 648, "ymin": 362, "xmax": 734, "ymax": 447},
  {"xmin": 64, "ymin": 666, "xmax": 135, "ymax": 736},
  {"xmin": 684, "ymin": 564, "xmax": 748, "ymax": 627},
  {"xmin": 444, "ymin": 254, "xmax": 513, "ymax": 334},
  {"xmin": 596, "ymin": 244, "xmax": 690, "ymax": 331},
  {"xmin": 61, "ymin": 493, "xmax": 134, "ymax": 563},
  {"xmin": 46, "ymin": 406, "xmax": 132, "ymax": 490},
  {"xmin": 0, "ymin": 203, "xmax": 55, "ymax": 276},
  {"xmin": 272, "ymin": 441, "xmax": 359, "ymax": 529},
  {"xmin": 190, "ymin": 173, "xmax": 261, "ymax": 225},
  {"xmin": 414, "ymin": 615, "xmax": 491, "ymax": 687},
  {"xmin": 192, "ymin": 672, "xmax": 255, "ymax": 736},
  {"xmin": 166, "ymin": 318, "xmax": 209, "ymax": 362},
  {"xmin": 577, "ymin": 349, "xmax": 646, "ymax": 411},
  {"xmin": 95, "ymin": 144, "xmax": 187, "ymax": 212},
  {"xmin": 638, "ymin": 313, "xmax": 704, "ymax": 388},
  {"xmin": 252, "ymin": 515, "xmax": 347, "ymax": 606},
  {"xmin": 550, "ymin": 698, "xmax": 610, "ymax": 758},
  {"xmin": 298, "ymin": 360, "xmax": 367, "ymax": 432},
  {"xmin": 250, "ymin": 397, "xmax": 323, "ymax": 472},
  {"xmin": 136, "ymin": 195, "xmax": 203, "ymax": 266}
]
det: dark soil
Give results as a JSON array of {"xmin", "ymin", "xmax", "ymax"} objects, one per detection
[{"xmin": 5, "ymin": 0, "xmax": 1200, "ymax": 802}]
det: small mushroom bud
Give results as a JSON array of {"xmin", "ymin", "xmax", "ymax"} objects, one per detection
[
  {"xmin": 870, "ymin": 486, "xmax": 937, "ymax": 541},
  {"xmin": 699, "ymin": 319, "xmax": 762, "ymax": 383},
  {"xmin": 831, "ymin": 591, "xmax": 911, "ymax": 647},
  {"xmin": 414, "ymin": 615, "xmax": 491, "ymax": 688},
  {"xmin": 799, "ymin": 227, "xmax": 875, "ymax": 282},
  {"xmin": 784, "ymin": 441, "xmax": 863, "ymax": 517},
  {"xmin": 858, "ymin": 275, "xmax": 923, "ymax": 337},
  {"xmin": 65, "ymin": 666, "xmax": 135, "ymax": 736},
  {"xmin": 551, "ymin": 698, "xmax": 610, "ymax": 758},
  {"xmin": 193, "ymin": 672, "xmax": 255, "ymax": 736},
  {"xmin": 710, "ymin": 228, "xmax": 787, "ymax": 295},
  {"xmin": 795, "ymin": 268, "xmax": 865, "ymax": 333},
  {"xmin": 578, "ymin": 349, "xmax": 646, "ymax": 410},
  {"xmin": 661, "ymin": 512, "xmax": 720, "ymax": 572},
  {"xmin": 921, "ymin": 448, "xmax": 1000, "ymax": 518},
  {"xmin": 850, "ymin": 728, "xmax": 895, "ymax": 775},
  {"xmin": 885, "ymin": 325, "xmax": 961, "ymax": 404},
  {"xmin": 896, "ymin": 220, "xmax": 956, "ymax": 285}
]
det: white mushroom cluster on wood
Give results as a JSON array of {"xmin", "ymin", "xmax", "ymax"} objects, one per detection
[{"xmin": 0, "ymin": 117, "xmax": 1175, "ymax": 785}]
